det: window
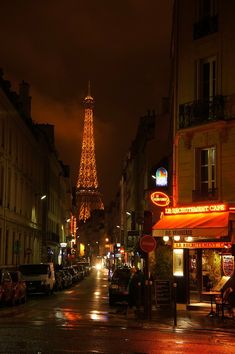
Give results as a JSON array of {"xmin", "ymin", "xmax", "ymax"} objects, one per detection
[
  {"xmin": 198, "ymin": 0, "xmax": 217, "ymax": 19},
  {"xmin": 194, "ymin": 146, "xmax": 217, "ymax": 200},
  {"xmin": 193, "ymin": 0, "xmax": 218, "ymax": 40},
  {"xmin": 199, "ymin": 147, "xmax": 216, "ymax": 193},
  {"xmin": 200, "ymin": 56, "xmax": 216, "ymax": 100}
]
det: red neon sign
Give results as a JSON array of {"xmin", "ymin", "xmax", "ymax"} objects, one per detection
[
  {"xmin": 165, "ymin": 203, "xmax": 227, "ymax": 215},
  {"xmin": 151, "ymin": 191, "xmax": 170, "ymax": 207}
]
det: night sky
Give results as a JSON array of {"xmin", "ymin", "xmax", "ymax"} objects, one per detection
[{"xmin": 0, "ymin": 0, "xmax": 173, "ymax": 206}]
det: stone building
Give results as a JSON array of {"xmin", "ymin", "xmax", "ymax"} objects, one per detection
[
  {"xmin": 0, "ymin": 71, "xmax": 72, "ymax": 266},
  {"xmin": 153, "ymin": 0, "xmax": 235, "ymax": 304}
]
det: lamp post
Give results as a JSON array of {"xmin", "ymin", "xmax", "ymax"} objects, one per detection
[
  {"xmin": 60, "ymin": 242, "xmax": 67, "ymax": 266},
  {"xmin": 35, "ymin": 193, "xmax": 47, "ymax": 262}
]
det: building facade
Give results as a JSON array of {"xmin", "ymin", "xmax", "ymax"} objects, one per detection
[
  {"xmin": 153, "ymin": 0, "xmax": 235, "ymax": 304},
  {"xmin": 0, "ymin": 71, "xmax": 72, "ymax": 266}
]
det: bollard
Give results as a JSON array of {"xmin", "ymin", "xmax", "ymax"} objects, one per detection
[
  {"xmin": 149, "ymin": 279, "xmax": 152, "ymax": 320},
  {"xmin": 173, "ymin": 282, "xmax": 177, "ymax": 326},
  {"xmin": 144, "ymin": 279, "xmax": 148, "ymax": 319}
]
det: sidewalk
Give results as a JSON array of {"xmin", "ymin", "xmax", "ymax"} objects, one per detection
[{"xmin": 126, "ymin": 304, "xmax": 235, "ymax": 333}]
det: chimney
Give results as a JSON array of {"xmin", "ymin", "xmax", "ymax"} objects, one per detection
[{"xmin": 19, "ymin": 80, "xmax": 31, "ymax": 118}]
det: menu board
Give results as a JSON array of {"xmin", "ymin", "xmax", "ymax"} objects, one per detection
[
  {"xmin": 212, "ymin": 276, "xmax": 230, "ymax": 292},
  {"xmin": 154, "ymin": 280, "xmax": 171, "ymax": 306},
  {"xmin": 222, "ymin": 255, "xmax": 234, "ymax": 277}
]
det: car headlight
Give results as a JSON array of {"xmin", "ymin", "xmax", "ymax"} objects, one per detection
[{"xmin": 95, "ymin": 264, "xmax": 102, "ymax": 270}]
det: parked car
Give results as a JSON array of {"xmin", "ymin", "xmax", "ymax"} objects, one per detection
[
  {"xmin": 0, "ymin": 269, "xmax": 14, "ymax": 306},
  {"xmin": 108, "ymin": 267, "xmax": 131, "ymax": 305},
  {"xmin": 19, "ymin": 263, "xmax": 55, "ymax": 295},
  {"xmin": 77, "ymin": 262, "xmax": 91, "ymax": 276},
  {"xmin": 9, "ymin": 270, "xmax": 27, "ymax": 305}
]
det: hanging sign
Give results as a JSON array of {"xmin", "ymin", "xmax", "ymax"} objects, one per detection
[
  {"xmin": 155, "ymin": 167, "xmax": 168, "ymax": 187},
  {"xmin": 150, "ymin": 191, "xmax": 170, "ymax": 207}
]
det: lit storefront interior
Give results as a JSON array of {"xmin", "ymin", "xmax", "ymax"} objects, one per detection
[{"xmin": 152, "ymin": 203, "xmax": 235, "ymax": 304}]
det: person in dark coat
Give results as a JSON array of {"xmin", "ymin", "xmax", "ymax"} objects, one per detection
[{"xmin": 128, "ymin": 268, "xmax": 144, "ymax": 311}]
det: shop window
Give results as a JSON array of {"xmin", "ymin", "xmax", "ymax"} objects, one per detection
[
  {"xmin": 193, "ymin": 146, "xmax": 217, "ymax": 200},
  {"xmin": 202, "ymin": 249, "xmax": 221, "ymax": 289}
]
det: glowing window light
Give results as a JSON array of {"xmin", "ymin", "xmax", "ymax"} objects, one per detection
[{"xmin": 173, "ymin": 249, "xmax": 184, "ymax": 276}]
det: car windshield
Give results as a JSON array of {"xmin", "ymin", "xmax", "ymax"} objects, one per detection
[{"xmin": 19, "ymin": 264, "xmax": 49, "ymax": 275}]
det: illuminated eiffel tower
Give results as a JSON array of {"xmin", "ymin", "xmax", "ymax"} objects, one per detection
[{"xmin": 76, "ymin": 83, "xmax": 104, "ymax": 222}]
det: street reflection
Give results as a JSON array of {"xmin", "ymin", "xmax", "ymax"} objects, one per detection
[
  {"xmin": 93, "ymin": 291, "xmax": 101, "ymax": 297},
  {"xmin": 54, "ymin": 309, "xmax": 82, "ymax": 325},
  {"xmin": 31, "ymin": 321, "xmax": 46, "ymax": 326},
  {"xmin": 89, "ymin": 310, "xmax": 108, "ymax": 321},
  {"xmin": 53, "ymin": 308, "xmax": 109, "ymax": 324}
]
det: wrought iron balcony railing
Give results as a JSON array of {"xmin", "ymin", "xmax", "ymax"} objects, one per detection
[
  {"xmin": 192, "ymin": 188, "xmax": 218, "ymax": 202},
  {"xmin": 193, "ymin": 15, "xmax": 218, "ymax": 40},
  {"xmin": 178, "ymin": 95, "xmax": 235, "ymax": 129}
]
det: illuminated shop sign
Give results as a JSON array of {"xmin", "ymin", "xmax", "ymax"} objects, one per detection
[
  {"xmin": 151, "ymin": 191, "xmax": 170, "ymax": 207},
  {"xmin": 155, "ymin": 167, "xmax": 168, "ymax": 187},
  {"xmin": 173, "ymin": 242, "xmax": 232, "ymax": 249},
  {"xmin": 165, "ymin": 203, "xmax": 227, "ymax": 215}
]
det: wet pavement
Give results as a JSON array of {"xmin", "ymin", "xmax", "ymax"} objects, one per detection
[{"xmin": 124, "ymin": 305, "xmax": 235, "ymax": 333}]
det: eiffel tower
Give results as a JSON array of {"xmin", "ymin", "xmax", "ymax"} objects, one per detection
[{"xmin": 76, "ymin": 83, "xmax": 104, "ymax": 222}]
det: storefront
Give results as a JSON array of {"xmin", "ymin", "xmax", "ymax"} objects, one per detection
[{"xmin": 152, "ymin": 203, "xmax": 235, "ymax": 304}]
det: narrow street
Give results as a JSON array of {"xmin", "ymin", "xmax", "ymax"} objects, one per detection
[{"xmin": 0, "ymin": 268, "xmax": 235, "ymax": 353}]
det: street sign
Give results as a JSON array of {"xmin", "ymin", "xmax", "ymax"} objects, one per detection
[{"xmin": 139, "ymin": 235, "xmax": 156, "ymax": 253}]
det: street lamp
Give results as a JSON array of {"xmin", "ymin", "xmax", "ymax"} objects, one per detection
[{"xmin": 60, "ymin": 242, "xmax": 67, "ymax": 266}]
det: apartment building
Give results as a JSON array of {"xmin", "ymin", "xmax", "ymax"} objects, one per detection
[
  {"xmin": 153, "ymin": 0, "xmax": 235, "ymax": 304},
  {"xmin": 0, "ymin": 71, "xmax": 72, "ymax": 266}
]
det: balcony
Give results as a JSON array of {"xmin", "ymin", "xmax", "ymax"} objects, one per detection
[
  {"xmin": 193, "ymin": 15, "xmax": 218, "ymax": 40},
  {"xmin": 192, "ymin": 188, "xmax": 218, "ymax": 202},
  {"xmin": 178, "ymin": 95, "xmax": 234, "ymax": 129}
]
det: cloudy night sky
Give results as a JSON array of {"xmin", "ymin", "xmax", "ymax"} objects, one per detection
[{"xmin": 0, "ymin": 0, "xmax": 173, "ymax": 206}]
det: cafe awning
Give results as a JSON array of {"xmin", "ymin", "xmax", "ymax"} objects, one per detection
[{"xmin": 152, "ymin": 211, "xmax": 235, "ymax": 238}]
